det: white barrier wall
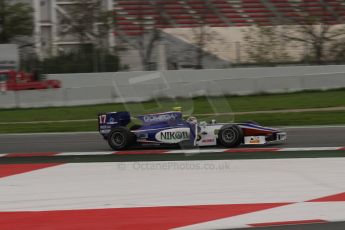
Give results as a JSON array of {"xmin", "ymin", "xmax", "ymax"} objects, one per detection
[{"xmin": 1, "ymin": 65, "xmax": 345, "ymax": 108}]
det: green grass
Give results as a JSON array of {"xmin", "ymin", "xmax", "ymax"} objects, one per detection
[
  {"xmin": 1, "ymin": 110, "xmax": 345, "ymax": 133},
  {"xmin": 228, "ymin": 110, "xmax": 345, "ymax": 126},
  {"xmin": 1, "ymin": 150, "xmax": 345, "ymax": 164},
  {"xmin": 0, "ymin": 89, "xmax": 345, "ymax": 133},
  {"xmin": 1, "ymin": 89, "xmax": 345, "ymax": 123}
]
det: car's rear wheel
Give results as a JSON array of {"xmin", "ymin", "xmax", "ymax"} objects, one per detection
[
  {"xmin": 218, "ymin": 124, "xmax": 243, "ymax": 148},
  {"xmin": 107, "ymin": 127, "xmax": 135, "ymax": 150}
]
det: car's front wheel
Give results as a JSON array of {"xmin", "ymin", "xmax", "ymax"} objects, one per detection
[
  {"xmin": 218, "ymin": 124, "xmax": 243, "ymax": 148},
  {"xmin": 107, "ymin": 127, "xmax": 135, "ymax": 150}
]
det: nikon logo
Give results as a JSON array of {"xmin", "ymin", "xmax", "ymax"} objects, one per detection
[
  {"xmin": 160, "ymin": 131, "xmax": 188, "ymax": 140},
  {"xmin": 156, "ymin": 128, "xmax": 190, "ymax": 143}
]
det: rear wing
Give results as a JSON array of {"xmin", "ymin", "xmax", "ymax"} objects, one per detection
[{"xmin": 98, "ymin": 111, "xmax": 131, "ymax": 137}]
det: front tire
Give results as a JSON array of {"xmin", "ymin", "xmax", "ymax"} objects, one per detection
[
  {"xmin": 107, "ymin": 127, "xmax": 135, "ymax": 150},
  {"xmin": 218, "ymin": 124, "xmax": 243, "ymax": 148}
]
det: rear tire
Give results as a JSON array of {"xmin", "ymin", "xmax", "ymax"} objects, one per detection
[
  {"xmin": 107, "ymin": 127, "xmax": 135, "ymax": 150},
  {"xmin": 218, "ymin": 124, "xmax": 243, "ymax": 148}
]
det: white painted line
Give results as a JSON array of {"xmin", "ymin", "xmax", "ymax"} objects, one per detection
[
  {"xmin": 278, "ymin": 147, "xmax": 342, "ymax": 152},
  {"xmin": 55, "ymin": 151, "xmax": 115, "ymax": 156},
  {"xmin": 279, "ymin": 125, "xmax": 345, "ymax": 129},
  {"xmin": 0, "ymin": 131, "xmax": 99, "ymax": 136},
  {"xmin": 0, "ymin": 119, "xmax": 95, "ymax": 125},
  {"xmin": 196, "ymin": 107, "xmax": 345, "ymax": 116}
]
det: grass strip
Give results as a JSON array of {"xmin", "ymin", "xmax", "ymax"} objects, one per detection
[
  {"xmin": 1, "ymin": 150, "xmax": 345, "ymax": 164},
  {"xmin": 0, "ymin": 89, "xmax": 344, "ymax": 123},
  {"xmin": 1, "ymin": 110, "xmax": 345, "ymax": 133}
]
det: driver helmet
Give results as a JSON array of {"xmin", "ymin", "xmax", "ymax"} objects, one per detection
[{"xmin": 186, "ymin": 116, "xmax": 197, "ymax": 124}]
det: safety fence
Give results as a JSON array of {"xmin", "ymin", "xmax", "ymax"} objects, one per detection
[{"xmin": 1, "ymin": 65, "xmax": 345, "ymax": 108}]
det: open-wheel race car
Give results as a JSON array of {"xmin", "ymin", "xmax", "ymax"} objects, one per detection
[{"xmin": 98, "ymin": 111, "xmax": 287, "ymax": 150}]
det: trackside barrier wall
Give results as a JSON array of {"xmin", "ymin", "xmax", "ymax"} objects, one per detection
[{"xmin": 1, "ymin": 65, "xmax": 345, "ymax": 108}]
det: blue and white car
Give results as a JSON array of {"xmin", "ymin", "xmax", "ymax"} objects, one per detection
[{"xmin": 98, "ymin": 111, "xmax": 287, "ymax": 150}]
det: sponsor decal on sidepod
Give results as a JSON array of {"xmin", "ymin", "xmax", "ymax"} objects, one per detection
[{"xmin": 155, "ymin": 128, "xmax": 190, "ymax": 143}]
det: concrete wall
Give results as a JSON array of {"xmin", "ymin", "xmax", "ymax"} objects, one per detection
[{"xmin": 1, "ymin": 65, "xmax": 345, "ymax": 108}]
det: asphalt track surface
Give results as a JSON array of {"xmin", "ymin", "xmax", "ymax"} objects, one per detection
[
  {"xmin": 1, "ymin": 127, "xmax": 345, "ymax": 230},
  {"xmin": 0, "ymin": 126, "xmax": 344, "ymax": 153}
]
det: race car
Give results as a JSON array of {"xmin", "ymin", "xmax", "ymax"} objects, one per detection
[{"xmin": 98, "ymin": 111, "xmax": 287, "ymax": 150}]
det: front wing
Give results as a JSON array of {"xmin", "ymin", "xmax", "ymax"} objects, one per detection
[{"xmin": 243, "ymin": 132, "xmax": 287, "ymax": 145}]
